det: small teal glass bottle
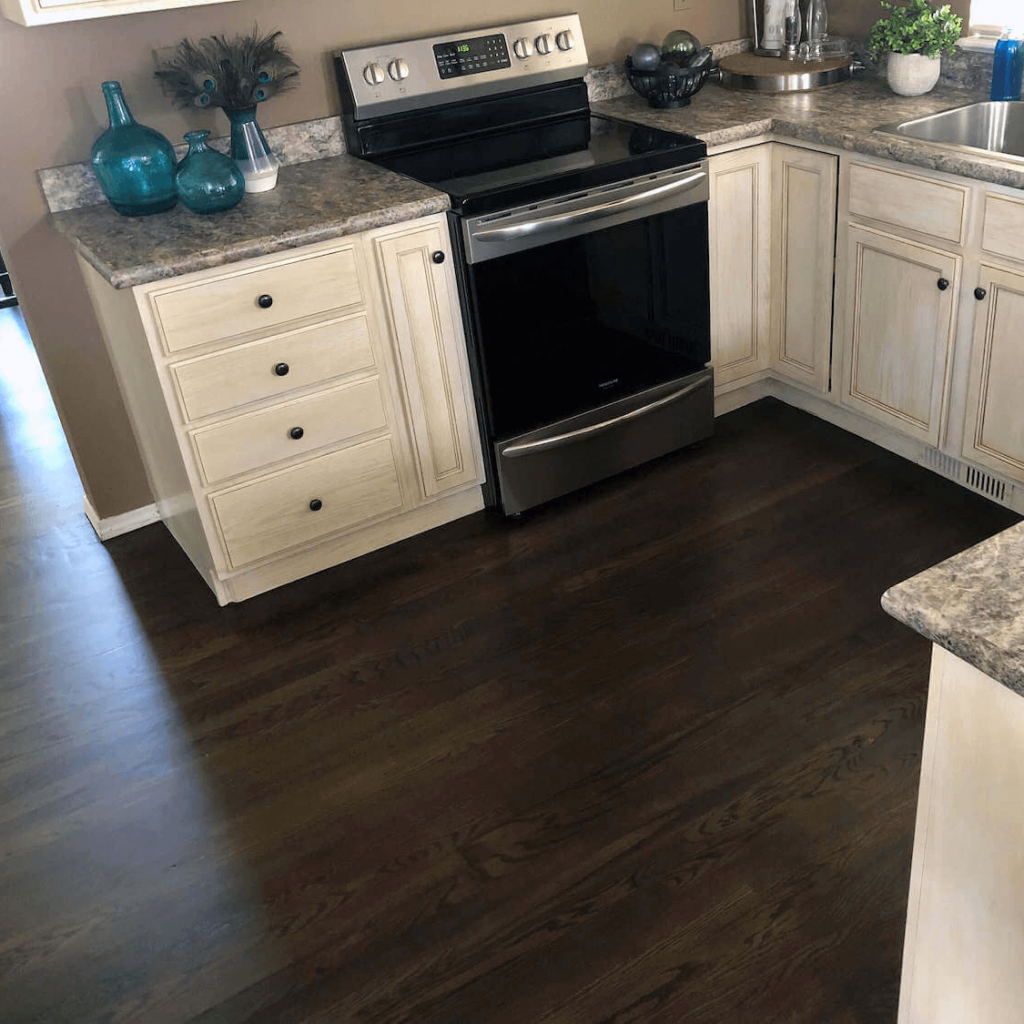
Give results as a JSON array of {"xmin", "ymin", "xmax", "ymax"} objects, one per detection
[
  {"xmin": 91, "ymin": 81, "xmax": 177, "ymax": 216},
  {"xmin": 991, "ymin": 35, "xmax": 1024, "ymax": 101},
  {"xmin": 175, "ymin": 130, "xmax": 245, "ymax": 214}
]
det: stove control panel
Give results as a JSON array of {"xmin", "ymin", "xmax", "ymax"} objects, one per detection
[{"xmin": 336, "ymin": 14, "xmax": 589, "ymax": 120}]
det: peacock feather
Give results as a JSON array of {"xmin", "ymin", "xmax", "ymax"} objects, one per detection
[{"xmin": 154, "ymin": 27, "xmax": 300, "ymax": 111}]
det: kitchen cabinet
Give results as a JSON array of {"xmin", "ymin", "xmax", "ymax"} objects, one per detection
[
  {"xmin": 960, "ymin": 194, "xmax": 1024, "ymax": 485},
  {"xmin": 838, "ymin": 224, "xmax": 960, "ymax": 446},
  {"xmin": 78, "ymin": 212, "xmax": 484, "ymax": 604},
  {"xmin": 709, "ymin": 146, "xmax": 771, "ymax": 389},
  {"xmin": 769, "ymin": 145, "xmax": 837, "ymax": 393},
  {"xmin": 0, "ymin": 0, "xmax": 240, "ymax": 26},
  {"xmin": 709, "ymin": 143, "xmax": 836, "ymax": 396},
  {"xmin": 836, "ymin": 160, "xmax": 967, "ymax": 447}
]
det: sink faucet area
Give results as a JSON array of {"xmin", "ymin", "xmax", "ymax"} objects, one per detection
[{"xmin": 875, "ymin": 100, "xmax": 1024, "ymax": 162}]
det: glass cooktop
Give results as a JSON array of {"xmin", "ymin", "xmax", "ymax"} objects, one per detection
[{"xmin": 371, "ymin": 113, "xmax": 707, "ymax": 216}]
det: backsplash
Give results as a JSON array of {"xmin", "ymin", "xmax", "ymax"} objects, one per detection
[{"xmin": 850, "ymin": 37, "xmax": 994, "ymax": 90}]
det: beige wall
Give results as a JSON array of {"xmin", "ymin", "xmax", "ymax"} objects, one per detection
[
  {"xmin": 829, "ymin": 0, "xmax": 971, "ymax": 36},
  {"xmin": 0, "ymin": 0, "xmax": 744, "ymax": 519}
]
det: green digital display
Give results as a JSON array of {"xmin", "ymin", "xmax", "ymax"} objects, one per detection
[{"xmin": 457, "ymin": 44, "xmax": 470, "ymax": 53}]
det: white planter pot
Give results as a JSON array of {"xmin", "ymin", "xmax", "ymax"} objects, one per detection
[{"xmin": 886, "ymin": 52, "xmax": 942, "ymax": 96}]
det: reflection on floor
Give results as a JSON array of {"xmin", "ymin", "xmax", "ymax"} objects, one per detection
[{"xmin": 1, "ymin": 329, "xmax": 1021, "ymax": 1022}]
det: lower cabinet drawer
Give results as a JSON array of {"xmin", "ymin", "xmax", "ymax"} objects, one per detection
[
  {"xmin": 191, "ymin": 377, "xmax": 389, "ymax": 484},
  {"xmin": 171, "ymin": 313, "xmax": 376, "ymax": 421},
  {"xmin": 210, "ymin": 436, "xmax": 405, "ymax": 567}
]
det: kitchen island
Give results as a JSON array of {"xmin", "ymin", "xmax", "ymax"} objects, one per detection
[{"xmin": 882, "ymin": 526, "xmax": 1024, "ymax": 1023}]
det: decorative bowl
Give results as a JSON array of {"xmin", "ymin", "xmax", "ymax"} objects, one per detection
[{"xmin": 624, "ymin": 47, "xmax": 713, "ymax": 109}]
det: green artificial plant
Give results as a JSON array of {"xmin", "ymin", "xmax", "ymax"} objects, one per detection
[{"xmin": 868, "ymin": 0, "xmax": 963, "ymax": 58}]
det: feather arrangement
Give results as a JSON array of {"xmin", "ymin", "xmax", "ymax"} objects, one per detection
[{"xmin": 154, "ymin": 27, "xmax": 300, "ymax": 110}]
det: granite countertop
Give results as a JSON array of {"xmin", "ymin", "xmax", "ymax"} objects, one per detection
[
  {"xmin": 49, "ymin": 154, "xmax": 449, "ymax": 289},
  {"xmin": 594, "ymin": 77, "xmax": 1024, "ymax": 188},
  {"xmin": 882, "ymin": 523, "xmax": 1024, "ymax": 696}
]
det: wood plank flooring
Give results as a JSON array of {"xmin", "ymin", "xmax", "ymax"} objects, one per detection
[{"xmin": 2, "ymin": 310, "xmax": 1019, "ymax": 1022}]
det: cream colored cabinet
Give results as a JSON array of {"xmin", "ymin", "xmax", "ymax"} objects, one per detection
[
  {"xmin": 961, "ymin": 262, "xmax": 1024, "ymax": 485},
  {"xmin": 369, "ymin": 221, "xmax": 481, "ymax": 499},
  {"xmin": 79, "ymin": 214, "xmax": 483, "ymax": 605},
  {"xmin": 709, "ymin": 146, "xmax": 772, "ymax": 389},
  {"xmin": 0, "ymin": 0, "xmax": 238, "ymax": 25},
  {"xmin": 769, "ymin": 145, "xmax": 837, "ymax": 392},
  {"xmin": 839, "ymin": 225, "xmax": 960, "ymax": 445},
  {"xmin": 709, "ymin": 143, "xmax": 836, "ymax": 396}
]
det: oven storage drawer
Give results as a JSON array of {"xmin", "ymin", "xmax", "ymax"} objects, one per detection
[
  {"xmin": 209, "ymin": 436, "xmax": 405, "ymax": 567},
  {"xmin": 494, "ymin": 369, "xmax": 714, "ymax": 514}
]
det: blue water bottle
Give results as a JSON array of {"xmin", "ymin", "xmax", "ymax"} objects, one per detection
[{"xmin": 992, "ymin": 34, "xmax": 1024, "ymax": 101}]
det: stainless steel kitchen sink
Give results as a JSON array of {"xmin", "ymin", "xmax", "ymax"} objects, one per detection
[{"xmin": 875, "ymin": 101, "xmax": 1024, "ymax": 162}]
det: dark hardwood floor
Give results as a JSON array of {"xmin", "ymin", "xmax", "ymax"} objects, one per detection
[{"xmin": 2, "ymin": 307, "xmax": 1019, "ymax": 1023}]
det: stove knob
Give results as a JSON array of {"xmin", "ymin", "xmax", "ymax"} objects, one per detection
[
  {"xmin": 362, "ymin": 62, "xmax": 385, "ymax": 86},
  {"xmin": 388, "ymin": 58, "xmax": 409, "ymax": 81},
  {"xmin": 556, "ymin": 29, "xmax": 576, "ymax": 51},
  {"xmin": 513, "ymin": 37, "xmax": 534, "ymax": 59},
  {"xmin": 535, "ymin": 34, "xmax": 553, "ymax": 55}
]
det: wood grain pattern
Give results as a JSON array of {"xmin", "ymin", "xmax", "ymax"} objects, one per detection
[{"xmin": 2, "ymin": 306, "xmax": 1020, "ymax": 1023}]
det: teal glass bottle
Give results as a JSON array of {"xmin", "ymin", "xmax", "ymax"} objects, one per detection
[
  {"xmin": 175, "ymin": 130, "xmax": 245, "ymax": 214},
  {"xmin": 91, "ymin": 81, "xmax": 177, "ymax": 216}
]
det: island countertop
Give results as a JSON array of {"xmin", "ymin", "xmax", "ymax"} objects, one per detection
[
  {"xmin": 882, "ymin": 520, "xmax": 1024, "ymax": 696},
  {"xmin": 49, "ymin": 154, "xmax": 450, "ymax": 289}
]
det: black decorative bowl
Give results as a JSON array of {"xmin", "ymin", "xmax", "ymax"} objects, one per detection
[{"xmin": 624, "ymin": 47, "xmax": 713, "ymax": 109}]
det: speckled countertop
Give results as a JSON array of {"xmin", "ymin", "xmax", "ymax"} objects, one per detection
[
  {"xmin": 595, "ymin": 76, "xmax": 1024, "ymax": 186},
  {"xmin": 882, "ymin": 523, "xmax": 1024, "ymax": 696},
  {"xmin": 49, "ymin": 154, "xmax": 449, "ymax": 289}
]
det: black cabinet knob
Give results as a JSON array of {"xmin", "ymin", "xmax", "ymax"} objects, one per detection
[
  {"xmin": 308, "ymin": 498, "xmax": 323, "ymax": 512},
  {"xmin": 975, "ymin": 287, "xmax": 988, "ymax": 301},
  {"xmin": 289, "ymin": 426, "xmax": 304, "ymax": 440},
  {"xmin": 274, "ymin": 362, "xmax": 290, "ymax": 377},
  {"xmin": 937, "ymin": 278, "xmax": 950, "ymax": 291},
  {"xmin": 257, "ymin": 294, "xmax": 274, "ymax": 309},
  {"xmin": 431, "ymin": 251, "xmax": 445, "ymax": 264}
]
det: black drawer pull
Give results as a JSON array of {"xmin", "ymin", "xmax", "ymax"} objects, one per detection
[
  {"xmin": 308, "ymin": 498, "xmax": 323, "ymax": 512},
  {"xmin": 274, "ymin": 362, "xmax": 289, "ymax": 377},
  {"xmin": 975, "ymin": 287, "xmax": 988, "ymax": 301},
  {"xmin": 257, "ymin": 294, "xmax": 274, "ymax": 309},
  {"xmin": 937, "ymin": 278, "xmax": 950, "ymax": 291},
  {"xmin": 289, "ymin": 426, "xmax": 304, "ymax": 440},
  {"xmin": 431, "ymin": 251, "xmax": 445, "ymax": 264}
]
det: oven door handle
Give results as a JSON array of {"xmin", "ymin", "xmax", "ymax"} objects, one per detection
[
  {"xmin": 472, "ymin": 170, "xmax": 707, "ymax": 243},
  {"xmin": 501, "ymin": 377, "xmax": 710, "ymax": 458}
]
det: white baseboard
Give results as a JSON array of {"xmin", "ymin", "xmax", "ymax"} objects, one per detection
[{"xmin": 83, "ymin": 495, "xmax": 161, "ymax": 541}]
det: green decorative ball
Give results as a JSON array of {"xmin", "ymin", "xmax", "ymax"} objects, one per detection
[{"xmin": 662, "ymin": 29, "xmax": 701, "ymax": 58}]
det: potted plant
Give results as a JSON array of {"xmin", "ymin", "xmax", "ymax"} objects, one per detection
[{"xmin": 868, "ymin": 0, "xmax": 962, "ymax": 96}]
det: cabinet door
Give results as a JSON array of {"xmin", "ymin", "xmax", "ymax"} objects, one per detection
[
  {"xmin": 708, "ymin": 147, "xmax": 771, "ymax": 387},
  {"xmin": 840, "ymin": 225, "xmax": 959, "ymax": 446},
  {"xmin": 372, "ymin": 220, "xmax": 481, "ymax": 499},
  {"xmin": 770, "ymin": 145, "xmax": 837, "ymax": 392},
  {"xmin": 961, "ymin": 264, "xmax": 1024, "ymax": 483}
]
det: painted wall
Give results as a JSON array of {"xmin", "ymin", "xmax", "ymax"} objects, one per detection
[
  {"xmin": 829, "ymin": 0, "xmax": 971, "ymax": 36},
  {"xmin": 0, "ymin": 0, "xmax": 744, "ymax": 519}
]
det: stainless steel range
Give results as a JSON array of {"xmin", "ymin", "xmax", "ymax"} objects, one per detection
[{"xmin": 335, "ymin": 15, "xmax": 713, "ymax": 515}]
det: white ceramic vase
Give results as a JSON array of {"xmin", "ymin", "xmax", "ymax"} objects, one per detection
[{"xmin": 886, "ymin": 52, "xmax": 941, "ymax": 96}]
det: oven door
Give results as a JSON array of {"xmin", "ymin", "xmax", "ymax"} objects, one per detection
[{"xmin": 459, "ymin": 161, "xmax": 713, "ymax": 514}]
